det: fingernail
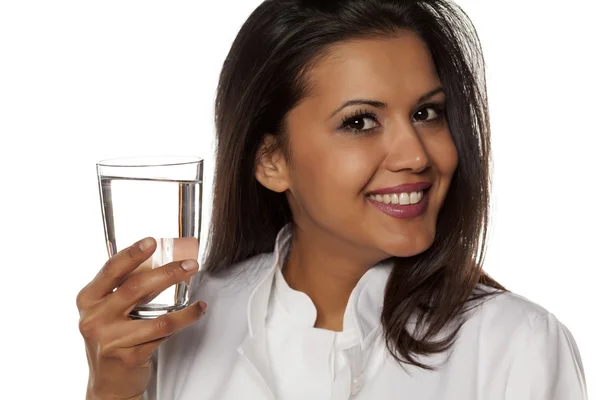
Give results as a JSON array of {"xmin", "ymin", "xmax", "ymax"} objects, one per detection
[
  {"xmin": 181, "ymin": 259, "xmax": 199, "ymax": 271},
  {"xmin": 139, "ymin": 237, "xmax": 154, "ymax": 251},
  {"xmin": 197, "ymin": 301, "xmax": 207, "ymax": 315}
]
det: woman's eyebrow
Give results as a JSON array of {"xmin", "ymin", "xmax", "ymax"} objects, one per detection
[{"xmin": 328, "ymin": 86, "xmax": 445, "ymax": 120}]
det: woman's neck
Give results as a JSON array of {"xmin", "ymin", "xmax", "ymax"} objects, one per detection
[{"xmin": 282, "ymin": 226, "xmax": 380, "ymax": 331}]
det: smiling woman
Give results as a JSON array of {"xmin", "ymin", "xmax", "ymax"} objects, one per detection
[{"xmin": 76, "ymin": 0, "xmax": 588, "ymax": 399}]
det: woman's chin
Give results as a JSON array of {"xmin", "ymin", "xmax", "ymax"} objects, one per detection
[{"xmin": 376, "ymin": 231, "xmax": 436, "ymax": 259}]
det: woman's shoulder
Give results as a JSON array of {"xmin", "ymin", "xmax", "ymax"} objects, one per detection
[
  {"xmin": 463, "ymin": 283, "xmax": 576, "ymax": 345},
  {"xmin": 458, "ymin": 284, "xmax": 588, "ymax": 397},
  {"xmin": 191, "ymin": 252, "xmax": 276, "ymax": 304},
  {"xmin": 468, "ymin": 283, "xmax": 554, "ymax": 329}
]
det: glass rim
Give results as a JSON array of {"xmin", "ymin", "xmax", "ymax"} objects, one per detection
[{"xmin": 97, "ymin": 156, "xmax": 203, "ymax": 168}]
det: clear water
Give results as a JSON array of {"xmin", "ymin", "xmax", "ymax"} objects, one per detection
[{"xmin": 99, "ymin": 176, "xmax": 202, "ymax": 319}]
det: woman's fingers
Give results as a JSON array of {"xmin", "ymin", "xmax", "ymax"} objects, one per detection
[
  {"xmin": 76, "ymin": 237, "xmax": 156, "ymax": 310},
  {"xmin": 115, "ymin": 301, "xmax": 207, "ymax": 348},
  {"xmin": 104, "ymin": 258, "xmax": 200, "ymax": 317}
]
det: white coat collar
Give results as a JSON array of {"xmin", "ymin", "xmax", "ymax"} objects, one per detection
[{"xmin": 245, "ymin": 223, "xmax": 393, "ymax": 343}]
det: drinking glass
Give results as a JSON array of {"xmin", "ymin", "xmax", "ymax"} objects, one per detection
[{"xmin": 96, "ymin": 156, "xmax": 203, "ymax": 319}]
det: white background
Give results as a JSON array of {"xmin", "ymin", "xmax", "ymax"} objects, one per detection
[{"xmin": 0, "ymin": 0, "xmax": 597, "ymax": 398}]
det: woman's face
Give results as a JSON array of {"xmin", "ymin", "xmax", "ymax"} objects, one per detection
[{"xmin": 259, "ymin": 31, "xmax": 458, "ymax": 262}]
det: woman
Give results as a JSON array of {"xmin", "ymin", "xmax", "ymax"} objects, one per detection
[{"xmin": 77, "ymin": 0, "xmax": 588, "ymax": 399}]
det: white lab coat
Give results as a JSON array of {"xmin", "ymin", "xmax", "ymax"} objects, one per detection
[{"xmin": 144, "ymin": 227, "xmax": 588, "ymax": 400}]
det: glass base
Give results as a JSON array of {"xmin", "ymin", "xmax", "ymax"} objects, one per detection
[{"xmin": 128, "ymin": 302, "xmax": 188, "ymax": 319}]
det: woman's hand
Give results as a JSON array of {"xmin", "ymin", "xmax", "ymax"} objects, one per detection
[{"xmin": 76, "ymin": 237, "xmax": 206, "ymax": 400}]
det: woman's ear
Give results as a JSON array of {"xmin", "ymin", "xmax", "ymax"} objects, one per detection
[{"xmin": 255, "ymin": 134, "xmax": 290, "ymax": 193}]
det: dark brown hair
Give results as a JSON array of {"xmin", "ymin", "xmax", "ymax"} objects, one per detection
[{"xmin": 203, "ymin": 0, "xmax": 507, "ymax": 370}]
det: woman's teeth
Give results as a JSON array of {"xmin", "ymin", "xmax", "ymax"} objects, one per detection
[{"xmin": 368, "ymin": 190, "xmax": 424, "ymax": 205}]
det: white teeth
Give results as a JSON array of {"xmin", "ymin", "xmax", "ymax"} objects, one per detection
[
  {"xmin": 409, "ymin": 192, "xmax": 419, "ymax": 204},
  {"xmin": 369, "ymin": 190, "xmax": 424, "ymax": 205},
  {"xmin": 399, "ymin": 192, "xmax": 410, "ymax": 205}
]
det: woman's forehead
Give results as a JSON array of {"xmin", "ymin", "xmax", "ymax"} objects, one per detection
[{"xmin": 299, "ymin": 33, "xmax": 442, "ymax": 110}]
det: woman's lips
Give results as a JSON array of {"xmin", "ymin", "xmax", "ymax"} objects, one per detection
[{"xmin": 367, "ymin": 188, "xmax": 430, "ymax": 219}]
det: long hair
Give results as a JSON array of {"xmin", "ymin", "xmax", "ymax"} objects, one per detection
[{"xmin": 203, "ymin": 0, "xmax": 507, "ymax": 370}]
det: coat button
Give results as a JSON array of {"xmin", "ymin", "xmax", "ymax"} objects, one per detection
[{"xmin": 351, "ymin": 372, "xmax": 364, "ymax": 395}]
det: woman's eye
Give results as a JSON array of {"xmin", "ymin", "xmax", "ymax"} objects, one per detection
[
  {"xmin": 341, "ymin": 114, "xmax": 379, "ymax": 133},
  {"xmin": 413, "ymin": 106, "xmax": 442, "ymax": 123}
]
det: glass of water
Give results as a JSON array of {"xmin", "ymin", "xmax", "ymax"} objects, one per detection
[{"xmin": 96, "ymin": 156, "xmax": 203, "ymax": 319}]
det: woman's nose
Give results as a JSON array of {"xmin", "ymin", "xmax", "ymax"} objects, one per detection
[{"xmin": 382, "ymin": 120, "xmax": 431, "ymax": 174}]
